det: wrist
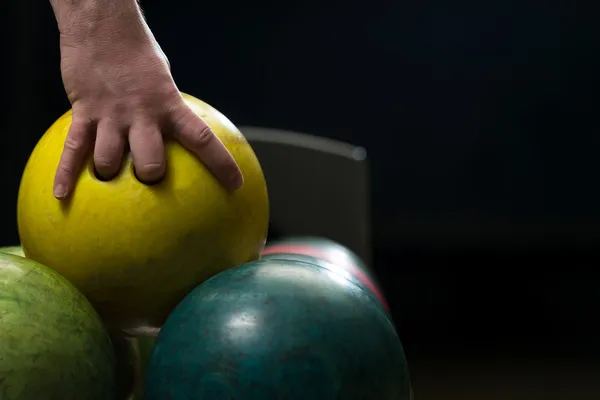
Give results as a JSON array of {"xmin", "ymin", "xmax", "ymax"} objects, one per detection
[{"xmin": 51, "ymin": 0, "xmax": 143, "ymax": 39}]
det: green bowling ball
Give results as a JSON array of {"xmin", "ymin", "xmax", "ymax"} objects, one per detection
[
  {"xmin": 0, "ymin": 245, "xmax": 25, "ymax": 257},
  {"xmin": 0, "ymin": 253, "xmax": 117, "ymax": 399},
  {"xmin": 145, "ymin": 258, "xmax": 410, "ymax": 399}
]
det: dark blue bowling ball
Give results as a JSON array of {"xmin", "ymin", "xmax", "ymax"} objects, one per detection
[{"xmin": 145, "ymin": 258, "xmax": 410, "ymax": 399}]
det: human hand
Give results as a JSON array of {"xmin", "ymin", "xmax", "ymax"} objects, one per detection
[{"xmin": 52, "ymin": 2, "xmax": 242, "ymax": 199}]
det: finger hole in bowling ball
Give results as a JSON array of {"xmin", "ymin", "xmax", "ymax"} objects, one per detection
[
  {"xmin": 89, "ymin": 155, "xmax": 127, "ymax": 183},
  {"xmin": 88, "ymin": 159, "xmax": 164, "ymax": 185},
  {"xmin": 92, "ymin": 167, "xmax": 115, "ymax": 182},
  {"xmin": 133, "ymin": 167, "xmax": 165, "ymax": 185}
]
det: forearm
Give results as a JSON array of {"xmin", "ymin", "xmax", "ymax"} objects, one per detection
[{"xmin": 50, "ymin": 0, "xmax": 144, "ymax": 39}]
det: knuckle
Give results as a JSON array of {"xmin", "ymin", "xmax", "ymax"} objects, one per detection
[
  {"xmin": 190, "ymin": 124, "xmax": 215, "ymax": 148},
  {"xmin": 56, "ymin": 162, "xmax": 74, "ymax": 176},
  {"xmin": 63, "ymin": 134, "xmax": 87, "ymax": 152},
  {"xmin": 170, "ymin": 107, "xmax": 215, "ymax": 149},
  {"xmin": 170, "ymin": 108, "xmax": 195, "ymax": 136},
  {"xmin": 136, "ymin": 162, "xmax": 164, "ymax": 180},
  {"xmin": 94, "ymin": 157, "xmax": 116, "ymax": 171},
  {"xmin": 107, "ymin": 102, "xmax": 128, "ymax": 119}
]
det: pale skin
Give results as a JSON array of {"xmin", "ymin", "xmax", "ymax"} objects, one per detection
[{"xmin": 49, "ymin": 0, "xmax": 243, "ymax": 199}]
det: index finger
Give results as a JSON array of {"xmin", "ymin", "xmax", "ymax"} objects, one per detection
[{"xmin": 169, "ymin": 105, "xmax": 243, "ymax": 191}]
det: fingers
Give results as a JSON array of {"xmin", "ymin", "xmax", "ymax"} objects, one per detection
[
  {"xmin": 170, "ymin": 105, "xmax": 243, "ymax": 191},
  {"xmin": 54, "ymin": 118, "xmax": 94, "ymax": 199},
  {"xmin": 129, "ymin": 122, "xmax": 166, "ymax": 184},
  {"xmin": 54, "ymin": 98, "xmax": 242, "ymax": 198},
  {"xmin": 94, "ymin": 119, "xmax": 126, "ymax": 180}
]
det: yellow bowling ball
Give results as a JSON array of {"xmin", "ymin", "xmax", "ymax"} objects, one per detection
[{"xmin": 17, "ymin": 93, "xmax": 269, "ymax": 332}]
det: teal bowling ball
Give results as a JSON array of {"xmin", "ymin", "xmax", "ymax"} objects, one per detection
[{"xmin": 145, "ymin": 258, "xmax": 410, "ymax": 399}]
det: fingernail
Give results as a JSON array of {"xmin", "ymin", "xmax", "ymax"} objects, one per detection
[{"xmin": 54, "ymin": 184, "xmax": 67, "ymax": 199}]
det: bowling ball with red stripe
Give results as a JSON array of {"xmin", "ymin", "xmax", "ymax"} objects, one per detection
[{"xmin": 262, "ymin": 237, "xmax": 390, "ymax": 314}]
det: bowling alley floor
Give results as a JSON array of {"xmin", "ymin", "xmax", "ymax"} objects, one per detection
[{"xmin": 410, "ymin": 361, "xmax": 600, "ymax": 400}]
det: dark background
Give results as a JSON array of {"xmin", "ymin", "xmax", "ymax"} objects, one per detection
[{"xmin": 2, "ymin": 0, "xmax": 600, "ymax": 394}]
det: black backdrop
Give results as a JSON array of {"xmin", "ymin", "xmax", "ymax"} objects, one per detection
[{"xmin": 2, "ymin": 0, "xmax": 600, "ymax": 362}]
